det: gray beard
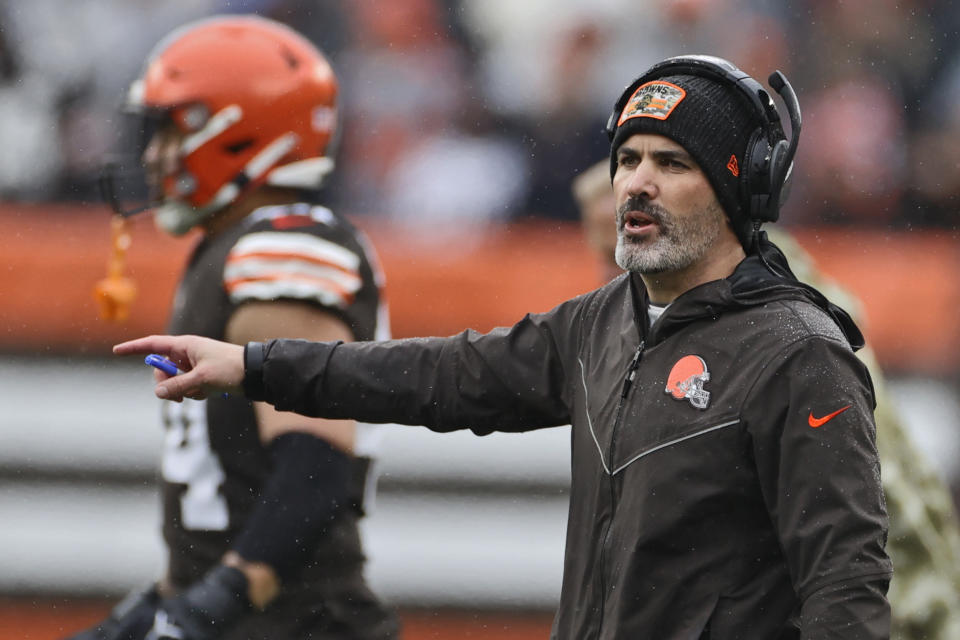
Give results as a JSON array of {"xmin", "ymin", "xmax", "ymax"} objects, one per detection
[{"xmin": 614, "ymin": 199, "xmax": 725, "ymax": 274}]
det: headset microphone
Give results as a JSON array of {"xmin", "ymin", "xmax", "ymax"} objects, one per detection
[{"xmin": 765, "ymin": 70, "xmax": 801, "ymax": 222}]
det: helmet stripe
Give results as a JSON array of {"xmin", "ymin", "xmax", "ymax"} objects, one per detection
[{"xmin": 182, "ymin": 104, "xmax": 242, "ymax": 155}]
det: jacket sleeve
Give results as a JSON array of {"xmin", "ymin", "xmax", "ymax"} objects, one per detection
[
  {"xmin": 743, "ymin": 335, "xmax": 893, "ymax": 639},
  {"xmin": 255, "ymin": 299, "xmax": 585, "ymax": 434}
]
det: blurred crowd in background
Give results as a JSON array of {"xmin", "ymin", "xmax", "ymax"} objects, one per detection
[{"xmin": 1, "ymin": 0, "xmax": 958, "ymax": 236}]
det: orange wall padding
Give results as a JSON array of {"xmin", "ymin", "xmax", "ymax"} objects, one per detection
[
  {"xmin": 1, "ymin": 204, "xmax": 957, "ymax": 373},
  {"xmin": 0, "ymin": 598, "xmax": 555, "ymax": 640}
]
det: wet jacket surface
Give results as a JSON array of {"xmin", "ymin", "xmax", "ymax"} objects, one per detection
[{"xmin": 253, "ymin": 247, "xmax": 892, "ymax": 639}]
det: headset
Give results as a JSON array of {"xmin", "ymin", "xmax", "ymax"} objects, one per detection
[{"xmin": 605, "ymin": 55, "xmax": 801, "ymax": 229}]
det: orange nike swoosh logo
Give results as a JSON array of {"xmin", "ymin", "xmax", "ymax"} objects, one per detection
[{"xmin": 808, "ymin": 405, "xmax": 851, "ymax": 428}]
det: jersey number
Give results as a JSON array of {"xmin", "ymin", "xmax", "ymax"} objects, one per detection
[{"xmin": 161, "ymin": 400, "xmax": 229, "ymax": 531}]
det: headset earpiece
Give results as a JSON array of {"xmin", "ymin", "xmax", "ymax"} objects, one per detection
[
  {"xmin": 745, "ymin": 128, "xmax": 773, "ymax": 225},
  {"xmin": 762, "ymin": 138, "xmax": 792, "ymax": 222}
]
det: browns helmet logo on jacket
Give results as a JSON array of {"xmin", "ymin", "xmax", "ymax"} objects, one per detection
[{"xmin": 665, "ymin": 355, "xmax": 711, "ymax": 409}]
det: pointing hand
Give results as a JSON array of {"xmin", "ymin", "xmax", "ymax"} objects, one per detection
[{"xmin": 114, "ymin": 335, "xmax": 245, "ymax": 402}]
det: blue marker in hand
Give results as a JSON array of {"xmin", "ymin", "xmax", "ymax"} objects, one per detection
[
  {"xmin": 145, "ymin": 353, "xmax": 230, "ymax": 398},
  {"xmin": 145, "ymin": 354, "xmax": 179, "ymax": 376}
]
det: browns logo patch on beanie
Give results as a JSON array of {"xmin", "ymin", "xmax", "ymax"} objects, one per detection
[{"xmin": 609, "ymin": 73, "xmax": 762, "ymax": 243}]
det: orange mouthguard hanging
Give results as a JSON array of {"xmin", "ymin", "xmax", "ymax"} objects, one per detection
[{"xmin": 93, "ymin": 215, "xmax": 138, "ymax": 322}]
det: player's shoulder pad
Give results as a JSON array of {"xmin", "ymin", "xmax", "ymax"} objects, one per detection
[
  {"xmin": 225, "ymin": 204, "xmax": 364, "ymax": 309},
  {"xmin": 246, "ymin": 202, "xmax": 339, "ymax": 231}
]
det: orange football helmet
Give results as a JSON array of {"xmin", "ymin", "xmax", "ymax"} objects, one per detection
[{"xmin": 127, "ymin": 15, "xmax": 339, "ymax": 234}]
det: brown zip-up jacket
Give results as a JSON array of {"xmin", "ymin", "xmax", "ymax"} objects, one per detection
[{"xmin": 250, "ymin": 243, "xmax": 892, "ymax": 639}]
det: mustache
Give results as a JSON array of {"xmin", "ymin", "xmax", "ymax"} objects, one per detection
[{"xmin": 616, "ymin": 197, "xmax": 670, "ymax": 226}]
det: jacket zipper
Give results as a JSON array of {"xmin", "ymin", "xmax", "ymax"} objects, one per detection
[{"xmin": 595, "ymin": 340, "xmax": 644, "ymax": 639}]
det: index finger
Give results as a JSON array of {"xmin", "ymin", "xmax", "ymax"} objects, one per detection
[
  {"xmin": 114, "ymin": 335, "xmax": 194, "ymax": 373},
  {"xmin": 114, "ymin": 335, "xmax": 181, "ymax": 356}
]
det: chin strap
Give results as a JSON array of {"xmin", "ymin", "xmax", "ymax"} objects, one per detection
[{"xmin": 93, "ymin": 214, "xmax": 138, "ymax": 322}]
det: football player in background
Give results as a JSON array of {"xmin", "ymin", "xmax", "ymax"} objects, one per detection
[
  {"xmin": 67, "ymin": 15, "xmax": 398, "ymax": 640},
  {"xmin": 573, "ymin": 158, "xmax": 960, "ymax": 640}
]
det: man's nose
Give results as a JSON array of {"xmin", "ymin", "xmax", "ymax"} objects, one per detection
[{"xmin": 624, "ymin": 163, "xmax": 658, "ymax": 200}]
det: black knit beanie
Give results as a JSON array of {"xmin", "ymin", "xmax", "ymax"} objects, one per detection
[{"xmin": 608, "ymin": 73, "xmax": 764, "ymax": 245}]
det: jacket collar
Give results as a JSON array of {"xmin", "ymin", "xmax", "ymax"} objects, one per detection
[{"xmin": 628, "ymin": 234, "xmax": 865, "ymax": 350}]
